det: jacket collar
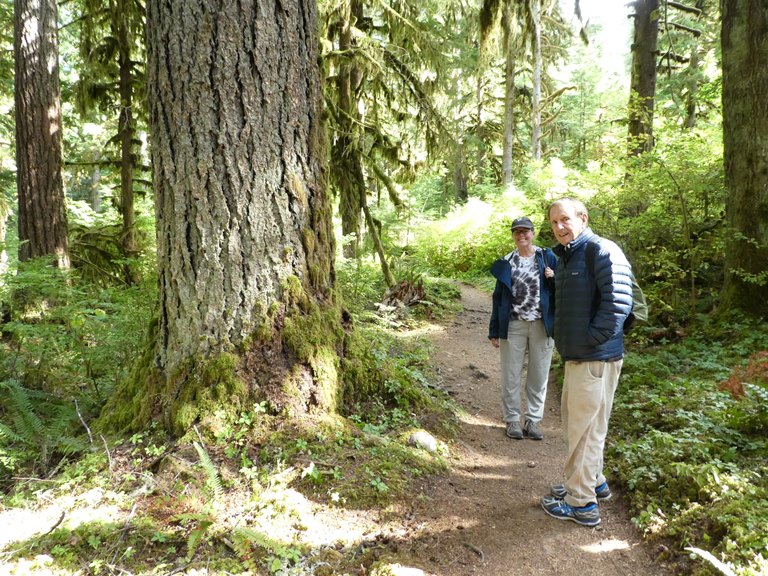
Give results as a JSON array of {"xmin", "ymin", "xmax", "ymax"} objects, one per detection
[{"xmin": 554, "ymin": 228, "xmax": 596, "ymax": 256}]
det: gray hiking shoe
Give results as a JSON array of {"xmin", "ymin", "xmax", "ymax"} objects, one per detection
[
  {"xmin": 506, "ymin": 421, "xmax": 523, "ymax": 439},
  {"xmin": 550, "ymin": 481, "xmax": 612, "ymax": 501},
  {"xmin": 540, "ymin": 495, "xmax": 601, "ymax": 527},
  {"xmin": 523, "ymin": 419, "xmax": 543, "ymax": 440}
]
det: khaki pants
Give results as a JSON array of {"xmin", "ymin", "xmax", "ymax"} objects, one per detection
[{"xmin": 561, "ymin": 359, "xmax": 623, "ymax": 507}]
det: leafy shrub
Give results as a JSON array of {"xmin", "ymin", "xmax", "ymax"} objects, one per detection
[
  {"xmin": 413, "ymin": 190, "xmax": 549, "ymax": 277},
  {"xmin": 609, "ymin": 322, "xmax": 768, "ymax": 576},
  {"xmin": 720, "ymin": 351, "xmax": 768, "ymax": 436}
]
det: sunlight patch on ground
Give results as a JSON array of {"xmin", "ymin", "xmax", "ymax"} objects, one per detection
[
  {"xmin": 401, "ymin": 323, "xmax": 446, "ymax": 337},
  {"xmin": 0, "ymin": 487, "xmax": 124, "ymax": 549},
  {"xmin": 450, "ymin": 466, "xmax": 531, "ymax": 482},
  {"xmin": 256, "ymin": 486, "xmax": 375, "ymax": 548},
  {"xmin": 580, "ymin": 539, "xmax": 632, "ymax": 554},
  {"xmin": 457, "ymin": 410, "xmax": 499, "ymax": 428}
]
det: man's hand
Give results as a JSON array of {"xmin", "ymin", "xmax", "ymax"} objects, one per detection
[{"xmin": 490, "ymin": 338, "xmax": 500, "ymax": 348}]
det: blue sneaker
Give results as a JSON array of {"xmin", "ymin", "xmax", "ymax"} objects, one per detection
[
  {"xmin": 550, "ymin": 481, "xmax": 612, "ymax": 501},
  {"xmin": 540, "ymin": 496, "xmax": 601, "ymax": 527}
]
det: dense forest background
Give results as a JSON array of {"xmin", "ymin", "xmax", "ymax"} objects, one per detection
[{"xmin": 0, "ymin": 0, "xmax": 767, "ymax": 574}]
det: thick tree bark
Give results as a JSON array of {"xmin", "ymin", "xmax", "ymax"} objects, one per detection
[
  {"xmin": 720, "ymin": 0, "xmax": 768, "ymax": 314},
  {"xmin": 102, "ymin": 0, "xmax": 340, "ymax": 433},
  {"xmin": 14, "ymin": 0, "xmax": 70, "ymax": 268},
  {"xmin": 627, "ymin": 0, "xmax": 659, "ymax": 156}
]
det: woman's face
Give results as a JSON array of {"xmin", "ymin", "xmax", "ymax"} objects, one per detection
[{"xmin": 512, "ymin": 227, "xmax": 535, "ymax": 250}]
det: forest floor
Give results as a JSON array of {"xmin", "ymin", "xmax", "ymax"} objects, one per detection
[
  {"xmin": 0, "ymin": 282, "xmax": 673, "ymax": 576},
  {"xmin": 382, "ymin": 281, "xmax": 670, "ymax": 576}
]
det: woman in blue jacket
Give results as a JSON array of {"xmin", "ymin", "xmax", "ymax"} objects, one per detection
[{"xmin": 488, "ymin": 217, "xmax": 558, "ymax": 440}]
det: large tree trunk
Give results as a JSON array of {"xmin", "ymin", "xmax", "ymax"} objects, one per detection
[
  {"xmin": 627, "ymin": 0, "xmax": 659, "ymax": 156},
  {"xmin": 14, "ymin": 0, "xmax": 70, "ymax": 268},
  {"xmin": 720, "ymin": 0, "xmax": 768, "ymax": 315},
  {"xmin": 101, "ymin": 0, "xmax": 341, "ymax": 434}
]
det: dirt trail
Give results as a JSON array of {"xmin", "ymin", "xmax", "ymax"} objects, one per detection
[{"xmin": 399, "ymin": 282, "xmax": 667, "ymax": 576}]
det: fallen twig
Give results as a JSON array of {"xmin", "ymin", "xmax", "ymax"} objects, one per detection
[
  {"xmin": 463, "ymin": 542, "xmax": 486, "ymax": 563},
  {"xmin": 75, "ymin": 399, "xmax": 93, "ymax": 444},
  {"xmin": 42, "ymin": 510, "xmax": 66, "ymax": 536}
]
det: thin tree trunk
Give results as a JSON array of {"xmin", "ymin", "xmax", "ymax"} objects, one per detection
[
  {"xmin": 89, "ymin": 167, "xmax": 102, "ymax": 212},
  {"xmin": 683, "ymin": 46, "xmax": 699, "ymax": 129},
  {"xmin": 117, "ymin": 0, "xmax": 138, "ymax": 283},
  {"xmin": 14, "ymin": 0, "xmax": 70, "ymax": 268},
  {"xmin": 476, "ymin": 75, "xmax": 486, "ymax": 176},
  {"xmin": 0, "ymin": 208, "xmax": 8, "ymax": 278},
  {"xmin": 362, "ymin": 203, "xmax": 395, "ymax": 288},
  {"xmin": 683, "ymin": 0, "xmax": 705, "ymax": 129},
  {"xmin": 453, "ymin": 145, "xmax": 468, "ymax": 202},
  {"xmin": 531, "ymin": 0, "xmax": 542, "ymax": 160},
  {"xmin": 502, "ymin": 41, "xmax": 517, "ymax": 185},
  {"xmin": 627, "ymin": 0, "xmax": 659, "ymax": 156},
  {"xmin": 335, "ymin": 0, "xmax": 366, "ymax": 259}
]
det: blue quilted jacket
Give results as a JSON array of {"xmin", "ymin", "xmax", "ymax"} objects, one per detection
[
  {"xmin": 552, "ymin": 228, "xmax": 633, "ymax": 361},
  {"xmin": 488, "ymin": 246, "xmax": 558, "ymax": 340}
]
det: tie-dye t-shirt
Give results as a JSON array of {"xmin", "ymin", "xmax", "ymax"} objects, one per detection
[{"xmin": 506, "ymin": 250, "xmax": 542, "ymax": 321}]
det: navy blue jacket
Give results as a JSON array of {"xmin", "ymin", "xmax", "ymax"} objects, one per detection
[
  {"xmin": 552, "ymin": 228, "xmax": 633, "ymax": 361},
  {"xmin": 488, "ymin": 246, "xmax": 558, "ymax": 340}
]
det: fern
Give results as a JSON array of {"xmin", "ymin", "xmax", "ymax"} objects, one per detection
[
  {"xmin": 2, "ymin": 381, "xmax": 47, "ymax": 442},
  {"xmin": 231, "ymin": 526, "xmax": 271, "ymax": 558},
  {"xmin": 0, "ymin": 380, "xmax": 87, "ymax": 474},
  {"xmin": 186, "ymin": 516, "xmax": 214, "ymax": 562},
  {"xmin": 193, "ymin": 441, "xmax": 224, "ymax": 501},
  {"xmin": 0, "ymin": 421, "xmax": 22, "ymax": 443}
]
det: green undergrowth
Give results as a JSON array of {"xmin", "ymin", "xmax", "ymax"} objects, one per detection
[
  {"xmin": 0, "ymin": 258, "xmax": 155, "ymax": 483},
  {"xmin": 0, "ymin": 259, "xmax": 463, "ymax": 575},
  {"xmin": 608, "ymin": 313, "xmax": 768, "ymax": 576},
  {"xmin": 1, "ymin": 338, "xmax": 456, "ymax": 574}
]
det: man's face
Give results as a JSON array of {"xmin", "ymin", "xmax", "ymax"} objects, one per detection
[{"xmin": 549, "ymin": 203, "xmax": 587, "ymax": 246}]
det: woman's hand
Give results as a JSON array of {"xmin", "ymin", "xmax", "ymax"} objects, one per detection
[
  {"xmin": 490, "ymin": 338, "xmax": 500, "ymax": 348},
  {"xmin": 544, "ymin": 266, "xmax": 554, "ymax": 279}
]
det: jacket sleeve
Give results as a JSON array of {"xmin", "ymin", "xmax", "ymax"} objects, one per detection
[
  {"xmin": 544, "ymin": 248, "xmax": 558, "ymax": 284},
  {"xmin": 489, "ymin": 280, "xmax": 503, "ymax": 339},
  {"xmin": 589, "ymin": 243, "xmax": 633, "ymax": 345}
]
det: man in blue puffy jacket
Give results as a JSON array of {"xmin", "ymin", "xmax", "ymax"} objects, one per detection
[{"xmin": 540, "ymin": 198, "xmax": 633, "ymax": 527}]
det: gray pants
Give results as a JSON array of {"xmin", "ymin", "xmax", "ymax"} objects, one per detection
[{"xmin": 500, "ymin": 319, "xmax": 554, "ymax": 424}]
